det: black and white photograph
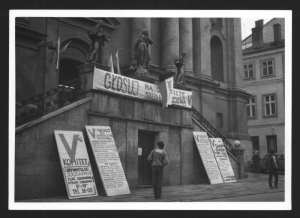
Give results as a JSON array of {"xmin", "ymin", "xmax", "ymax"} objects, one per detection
[{"xmin": 9, "ymin": 10, "xmax": 291, "ymax": 210}]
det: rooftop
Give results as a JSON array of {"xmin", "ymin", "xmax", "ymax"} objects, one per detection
[{"xmin": 243, "ymin": 39, "xmax": 285, "ymax": 53}]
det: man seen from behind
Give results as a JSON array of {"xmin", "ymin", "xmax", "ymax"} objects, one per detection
[
  {"xmin": 147, "ymin": 141, "xmax": 169, "ymax": 199},
  {"xmin": 265, "ymin": 149, "xmax": 279, "ymax": 189}
]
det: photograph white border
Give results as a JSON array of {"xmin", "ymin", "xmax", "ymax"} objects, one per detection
[{"xmin": 9, "ymin": 10, "xmax": 292, "ymax": 210}]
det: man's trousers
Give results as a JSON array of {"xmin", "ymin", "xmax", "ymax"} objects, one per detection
[
  {"xmin": 152, "ymin": 166, "xmax": 164, "ymax": 198},
  {"xmin": 268, "ymin": 169, "xmax": 278, "ymax": 188}
]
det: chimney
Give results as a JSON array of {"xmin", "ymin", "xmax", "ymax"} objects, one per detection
[
  {"xmin": 273, "ymin": 23, "xmax": 282, "ymax": 43},
  {"xmin": 251, "ymin": 19, "xmax": 264, "ymax": 49}
]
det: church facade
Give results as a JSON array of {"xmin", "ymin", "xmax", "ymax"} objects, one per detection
[{"xmin": 15, "ymin": 17, "xmax": 251, "ymax": 200}]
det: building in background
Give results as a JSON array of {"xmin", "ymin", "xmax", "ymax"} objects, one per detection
[
  {"xmin": 242, "ymin": 18, "xmax": 285, "ymax": 163},
  {"xmin": 15, "ymin": 17, "xmax": 250, "ymax": 200}
]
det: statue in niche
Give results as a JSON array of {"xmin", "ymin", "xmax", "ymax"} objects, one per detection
[
  {"xmin": 174, "ymin": 51, "xmax": 186, "ymax": 85},
  {"xmin": 86, "ymin": 20, "xmax": 109, "ymax": 64},
  {"xmin": 133, "ymin": 29, "xmax": 153, "ymax": 76}
]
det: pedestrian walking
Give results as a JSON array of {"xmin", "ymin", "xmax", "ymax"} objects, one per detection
[
  {"xmin": 252, "ymin": 150, "xmax": 261, "ymax": 176},
  {"xmin": 265, "ymin": 149, "xmax": 279, "ymax": 189},
  {"xmin": 147, "ymin": 141, "xmax": 169, "ymax": 199}
]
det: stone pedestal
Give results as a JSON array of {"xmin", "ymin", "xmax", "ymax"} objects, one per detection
[
  {"xmin": 232, "ymin": 147, "xmax": 245, "ymax": 179},
  {"xmin": 77, "ymin": 63, "xmax": 110, "ymax": 93}
]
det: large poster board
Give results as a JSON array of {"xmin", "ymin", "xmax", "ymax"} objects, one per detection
[
  {"xmin": 85, "ymin": 126, "xmax": 130, "ymax": 196},
  {"xmin": 209, "ymin": 138, "xmax": 237, "ymax": 183},
  {"xmin": 193, "ymin": 132, "xmax": 223, "ymax": 184},
  {"xmin": 54, "ymin": 131, "xmax": 98, "ymax": 199},
  {"xmin": 93, "ymin": 68, "xmax": 193, "ymax": 108}
]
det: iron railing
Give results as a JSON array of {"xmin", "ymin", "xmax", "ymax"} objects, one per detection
[
  {"xmin": 192, "ymin": 107, "xmax": 234, "ymax": 151},
  {"xmin": 16, "ymin": 78, "xmax": 85, "ymax": 126}
]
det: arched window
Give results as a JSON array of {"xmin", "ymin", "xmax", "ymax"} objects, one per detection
[
  {"xmin": 210, "ymin": 36, "xmax": 224, "ymax": 82},
  {"xmin": 59, "ymin": 58, "xmax": 83, "ymax": 84}
]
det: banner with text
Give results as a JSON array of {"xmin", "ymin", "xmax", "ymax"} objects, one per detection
[
  {"xmin": 193, "ymin": 132, "xmax": 223, "ymax": 184},
  {"xmin": 85, "ymin": 126, "xmax": 130, "ymax": 196},
  {"xmin": 158, "ymin": 76, "xmax": 173, "ymax": 109},
  {"xmin": 209, "ymin": 138, "xmax": 237, "ymax": 183},
  {"xmin": 54, "ymin": 131, "xmax": 98, "ymax": 199},
  {"xmin": 93, "ymin": 68, "xmax": 192, "ymax": 108}
]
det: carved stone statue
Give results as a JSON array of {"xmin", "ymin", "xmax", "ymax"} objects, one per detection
[
  {"xmin": 133, "ymin": 29, "xmax": 153, "ymax": 76},
  {"xmin": 86, "ymin": 20, "xmax": 109, "ymax": 64},
  {"xmin": 174, "ymin": 51, "xmax": 186, "ymax": 85}
]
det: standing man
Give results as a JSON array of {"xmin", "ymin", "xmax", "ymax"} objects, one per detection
[
  {"xmin": 147, "ymin": 141, "xmax": 169, "ymax": 199},
  {"xmin": 265, "ymin": 149, "xmax": 279, "ymax": 189}
]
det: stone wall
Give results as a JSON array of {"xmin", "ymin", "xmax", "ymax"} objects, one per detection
[
  {"xmin": 15, "ymin": 99, "xmax": 92, "ymax": 200},
  {"xmin": 15, "ymin": 91, "xmax": 204, "ymax": 200}
]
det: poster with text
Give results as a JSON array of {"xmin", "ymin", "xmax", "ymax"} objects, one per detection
[
  {"xmin": 54, "ymin": 131, "xmax": 98, "ymax": 199},
  {"xmin": 209, "ymin": 138, "xmax": 237, "ymax": 183},
  {"xmin": 193, "ymin": 132, "xmax": 223, "ymax": 184},
  {"xmin": 85, "ymin": 126, "xmax": 130, "ymax": 196}
]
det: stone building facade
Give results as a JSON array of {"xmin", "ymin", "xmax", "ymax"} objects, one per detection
[
  {"xmin": 242, "ymin": 18, "xmax": 285, "ymax": 163},
  {"xmin": 15, "ymin": 17, "xmax": 250, "ymax": 200}
]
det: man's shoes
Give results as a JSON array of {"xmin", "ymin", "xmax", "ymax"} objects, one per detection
[
  {"xmin": 275, "ymin": 187, "xmax": 279, "ymax": 189},
  {"xmin": 270, "ymin": 187, "xmax": 274, "ymax": 189}
]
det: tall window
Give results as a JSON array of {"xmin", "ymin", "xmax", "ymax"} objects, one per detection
[
  {"xmin": 216, "ymin": 113, "xmax": 223, "ymax": 128},
  {"xmin": 267, "ymin": 135, "xmax": 277, "ymax": 153},
  {"xmin": 247, "ymin": 96, "xmax": 256, "ymax": 117},
  {"xmin": 262, "ymin": 60, "xmax": 274, "ymax": 76},
  {"xmin": 244, "ymin": 63, "xmax": 254, "ymax": 79},
  {"xmin": 251, "ymin": 136, "xmax": 259, "ymax": 152},
  {"xmin": 211, "ymin": 36, "xmax": 224, "ymax": 82},
  {"xmin": 264, "ymin": 94, "xmax": 276, "ymax": 116}
]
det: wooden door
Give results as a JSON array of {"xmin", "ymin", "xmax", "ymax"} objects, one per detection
[{"xmin": 138, "ymin": 131, "xmax": 155, "ymax": 185}]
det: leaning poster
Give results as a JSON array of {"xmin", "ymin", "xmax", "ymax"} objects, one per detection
[
  {"xmin": 193, "ymin": 132, "xmax": 223, "ymax": 184},
  {"xmin": 85, "ymin": 126, "xmax": 130, "ymax": 196},
  {"xmin": 54, "ymin": 130, "xmax": 98, "ymax": 199},
  {"xmin": 209, "ymin": 138, "xmax": 237, "ymax": 183}
]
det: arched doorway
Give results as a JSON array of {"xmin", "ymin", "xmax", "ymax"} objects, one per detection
[
  {"xmin": 58, "ymin": 58, "xmax": 84, "ymax": 107},
  {"xmin": 59, "ymin": 58, "xmax": 83, "ymax": 84},
  {"xmin": 210, "ymin": 36, "xmax": 224, "ymax": 82}
]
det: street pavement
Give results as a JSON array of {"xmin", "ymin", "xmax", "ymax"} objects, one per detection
[{"xmin": 19, "ymin": 172, "xmax": 285, "ymax": 202}]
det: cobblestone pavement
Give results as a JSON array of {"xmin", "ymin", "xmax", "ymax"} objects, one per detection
[{"xmin": 19, "ymin": 172, "xmax": 285, "ymax": 202}]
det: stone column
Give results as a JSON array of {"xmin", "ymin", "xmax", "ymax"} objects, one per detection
[
  {"xmin": 161, "ymin": 18, "xmax": 179, "ymax": 70},
  {"xmin": 130, "ymin": 18, "xmax": 151, "ymax": 61},
  {"xmin": 179, "ymin": 18, "xmax": 193, "ymax": 74},
  {"xmin": 232, "ymin": 146, "xmax": 245, "ymax": 179},
  {"xmin": 192, "ymin": 18, "xmax": 211, "ymax": 77},
  {"xmin": 228, "ymin": 18, "xmax": 243, "ymax": 86}
]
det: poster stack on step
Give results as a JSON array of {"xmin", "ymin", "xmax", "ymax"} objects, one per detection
[
  {"xmin": 85, "ymin": 126, "xmax": 130, "ymax": 196},
  {"xmin": 193, "ymin": 132, "xmax": 224, "ymax": 184},
  {"xmin": 54, "ymin": 131, "xmax": 98, "ymax": 199},
  {"xmin": 209, "ymin": 138, "xmax": 237, "ymax": 183}
]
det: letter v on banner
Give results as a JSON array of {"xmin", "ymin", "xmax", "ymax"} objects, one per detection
[
  {"xmin": 158, "ymin": 72, "xmax": 175, "ymax": 109},
  {"xmin": 58, "ymin": 133, "xmax": 83, "ymax": 161}
]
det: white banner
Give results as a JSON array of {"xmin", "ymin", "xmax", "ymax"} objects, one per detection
[
  {"xmin": 166, "ymin": 76, "xmax": 173, "ymax": 106},
  {"xmin": 93, "ymin": 68, "xmax": 192, "ymax": 108},
  {"xmin": 193, "ymin": 132, "xmax": 223, "ymax": 185},
  {"xmin": 85, "ymin": 126, "xmax": 130, "ymax": 196},
  {"xmin": 54, "ymin": 131, "xmax": 98, "ymax": 199},
  {"xmin": 209, "ymin": 138, "xmax": 237, "ymax": 183}
]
